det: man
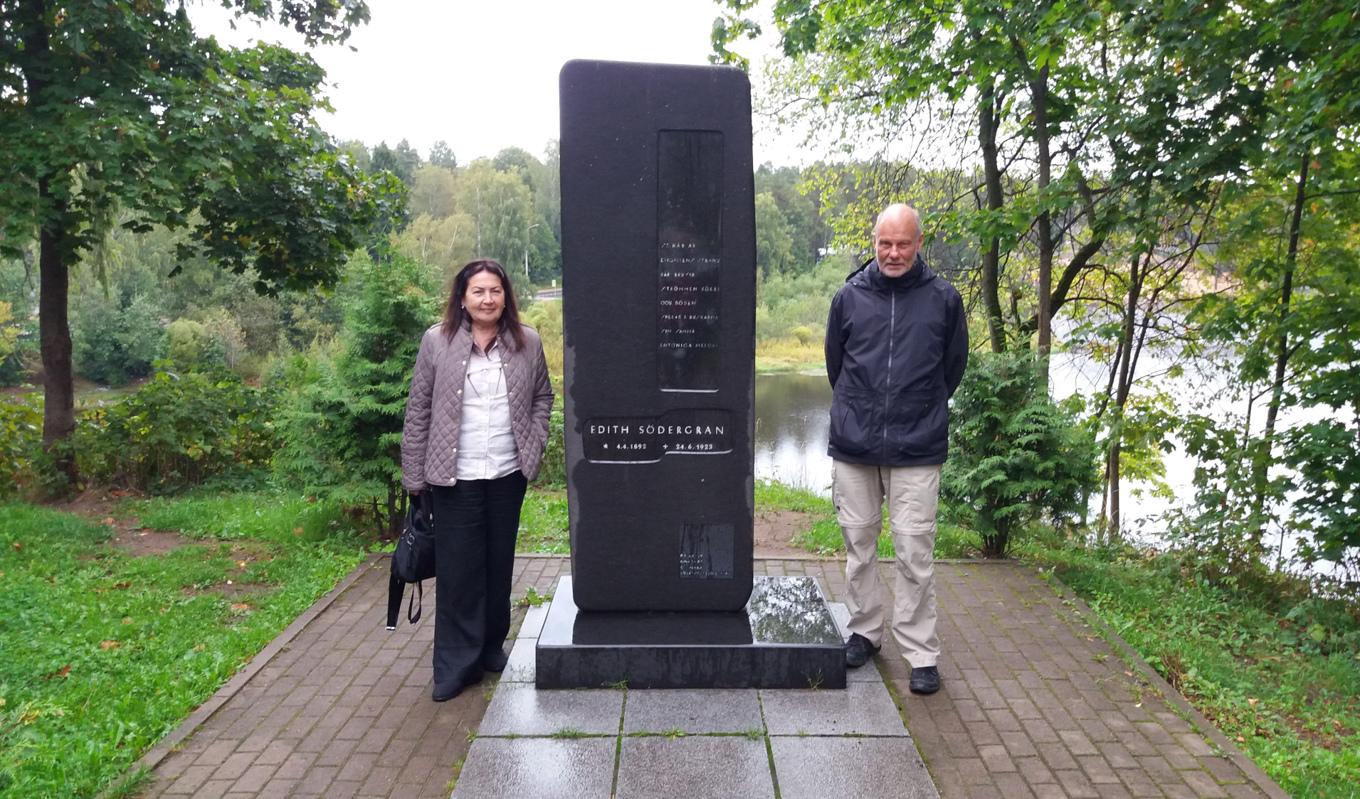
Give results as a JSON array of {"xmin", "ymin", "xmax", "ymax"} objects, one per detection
[{"xmin": 824, "ymin": 203, "xmax": 968, "ymax": 695}]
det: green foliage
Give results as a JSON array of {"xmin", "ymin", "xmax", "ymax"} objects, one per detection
[
  {"xmin": 517, "ymin": 488, "xmax": 569, "ymax": 553},
  {"xmin": 70, "ymin": 291, "xmax": 163, "ymax": 386},
  {"xmin": 1283, "ymin": 419, "xmax": 1360, "ymax": 573},
  {"xmin": 1, "ymin": 1, "xmax": 401, "ymax": 465},
  {"xmin": 521, "ymin": 299, "xmax": 564, "ymax": 383},
  {"xmin": 75, "ymin": 368, "xmax": 276, "ymax": 492},
  {"xmin": 272, "ymin": 252, "xmax": 436, "ymax": 536},
  {"xmin": 755, "ymin": 259, "xmax": 847, "ymax": 342},
  {"xmin": 538, "ymin": 401, "xmax": 567, "ymax": 487},
  {"xmin": 944, "ymin": 352, "xmax": 1099, "ymax": 557},
  {"xmin": 0, "ymin": 394, "xmax": 42, "ymax": 499},
  {"xmin": 1035, "ymin": 543, "xmax": 1360, "ymax": 798},
  {"xmin": 0, "ymin": 301, "xmax": 19, "ymax": 372},
  {"xmin": 0, "ymin": 499, "xmax": 366, "ymax": 798},
  {"xmin": 164, "ymin": 318, "xmax": 220, "ymax": 372}
]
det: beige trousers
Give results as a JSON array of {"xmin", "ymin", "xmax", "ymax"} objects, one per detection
[{"xmin": 832, "ymin": 460, "xmax": 941, "ymax": 668}]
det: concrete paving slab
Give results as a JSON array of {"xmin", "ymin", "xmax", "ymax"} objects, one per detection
[
  {"xmin": 761, "ymin": 680, "xmax": 908, "ymax": 736},
  {"xmin": 518, "ymin": 604, "xmax": 549, "ymax": 639},
  {"xmin": 621, "ymin": 689, "xmax": 764, "ymax": 734},
  {"xmin": 829, "ymin": 601, "xmax": 851, "ymax": 641},
  {"xmin": 501, "ymin": 636, "xmax": 536, "ymax": 683},
  {"xmin": 477, "ymin": 684, "xmax": 624, "ymax": 736},
  {"xmin": 772, "ymin": 736, "xmax": 939, "ymax": 799},
  {"xmin": 450, "ymin": 737, "xmax": 616, "ymax": 799},
  {"xmin": 616, "ymin": 736, "xmax": 774, "ymax": 799}
]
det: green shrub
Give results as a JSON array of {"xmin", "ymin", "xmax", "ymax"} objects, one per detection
[
  {"xmin": 70, "ymin": 291, "xmax": 163, "ymax": 386},
  {"xmin": 164, "ymin": 318, "xmax": 220, "ymax": 371},
  {"xmin": 76, "ymin": 367, "xmax": 276, "ymax": 491},
  {"xmin": 538, "ymin": 400, "xmax": 566, "ymax": 487},
  {"xmin": 943, "ymin": 351, "xmax": 1099, "ymax": 557},
  {"xmin": 272, "ymin": 252, "xmax": 436, "ymax": 536},
  {"xmin": 0, "ymin": 394, "xmax": 42, "ymax": 499}
]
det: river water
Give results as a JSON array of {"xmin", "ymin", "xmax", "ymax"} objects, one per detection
[{"xmin": 753, "ymin": 369, "xmax": 1340, "ymax": 573}]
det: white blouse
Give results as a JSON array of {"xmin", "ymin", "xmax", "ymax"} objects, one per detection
[{"xmin": 455, "ymin": 340, "xmax": 520, "ymax": 481}]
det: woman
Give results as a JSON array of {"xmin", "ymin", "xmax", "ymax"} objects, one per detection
[{"xmin": 401, "ymin": 259, "xmax": 554, "ymax": 701}]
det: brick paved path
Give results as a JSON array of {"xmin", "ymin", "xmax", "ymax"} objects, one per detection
[{"xmin": 138, "ymin": 556, "xmax": 1286, "ymax": 799}]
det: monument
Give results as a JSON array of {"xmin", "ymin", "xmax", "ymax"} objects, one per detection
[{"xmin": 537, "ymin": 59, "xmax": 844, "ymax": 689}]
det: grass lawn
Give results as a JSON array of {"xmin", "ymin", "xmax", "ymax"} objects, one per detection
[{"xmin": 0, "ymin": 494, "xmax": 370, "ymax": 798}]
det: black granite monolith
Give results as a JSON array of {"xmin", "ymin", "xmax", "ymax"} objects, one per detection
[{"xmin": 559, "ymin": 59, "xmax": 756, "ymax": 613}]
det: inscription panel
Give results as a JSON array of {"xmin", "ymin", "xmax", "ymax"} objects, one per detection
[
  {"xmin": 657, "ymin": 130, "xmax": 723, "ymax": 392},
  {"xmin": 583, "ymin": 409, "xmax": 733, "ymax": 463}
]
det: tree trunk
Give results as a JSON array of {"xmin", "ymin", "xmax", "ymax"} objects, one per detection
[
  {"xmin": 1032, "ymin": 65, "xmax": 1054, "ymax": 390},
  {"xmin": 38, "ymin": 191, "xmax": 76, "ymax": 482},
  {"xmin": 1249, "ymin": 152, "xmax": 1308, "ymax": 538},
  {"xmin": 979, "ymin": 81, "xmax": 1007, "ymax": 354},
  {"xmin": 26, "ymin": 3, "xmax": 78, "ymax": 484},
  {"xmin": 1102, "ymin": 250, "xmax": 1148, "ymax": 542}
]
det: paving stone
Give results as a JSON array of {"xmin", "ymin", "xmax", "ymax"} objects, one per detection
[
  {"xmin": 617, "ymin": 736, "xmax": 773, "ymax": 799},
  {"xmin": 1181, "ymin": 769, "xmax": 1230, "ymax": 798},
  {"xmin": 772, "ymin": 736, "xmax": 939, "ymax": 799},
  {"xmin": 500, "ymin": 636, "xmax": 536, "ymax": 683},
  {"xmin": 761, "ymin": 680, "xmax": 908, "ymax": 736},
  {"xmin": 452, "ymin": 737, "xmax": 616, "ymax": 799},
  {"xmin": 477, "ymin": 684, "xmax": 624, "ymax": 736},
  {"xmin": 139, "ymin": 557, "xmax": 1287, "ymax": 799},
  {"xmin": 622, "ymin": 689, "xmax": 763, "ymax": 733}
]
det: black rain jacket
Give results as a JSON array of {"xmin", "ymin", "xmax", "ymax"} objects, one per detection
[{"xmin": 824, "ymin": 257, "xmax": 968, "ymax": 466}]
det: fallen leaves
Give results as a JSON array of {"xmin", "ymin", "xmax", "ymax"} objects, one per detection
[{"xmin": 99, "ymin": 640, "xmax": 121, "ymax": 650}]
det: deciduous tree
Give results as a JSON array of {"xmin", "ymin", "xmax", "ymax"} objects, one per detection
[{"xmin": 0, "ymin": 1, "xmax": 400, "ymax": 481}]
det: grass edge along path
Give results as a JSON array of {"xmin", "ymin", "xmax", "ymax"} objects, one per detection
[
  {"xmin": 1026, "ymin": 544, "xmax": 1359, "ymax": 799},
  {"xmin": 0, "ymin": 499, "xmax": 369, "ymax": 799}
]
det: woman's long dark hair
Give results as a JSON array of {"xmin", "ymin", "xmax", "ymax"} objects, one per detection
[{"xmin": 441, "ymin": 259, "xmax": 526, "ymax": 351}]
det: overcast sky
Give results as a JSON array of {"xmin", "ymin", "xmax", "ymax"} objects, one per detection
[{"xmin": 191, "ymin": 0, "xmax": 809, "ymax": 166}]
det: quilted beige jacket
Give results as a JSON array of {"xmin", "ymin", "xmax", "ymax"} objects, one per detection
[{"xmin": 401, "ymin": 322, "xmax": 554, "ymax": 491}]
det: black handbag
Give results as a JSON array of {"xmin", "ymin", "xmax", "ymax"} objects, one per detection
[{"xmin": 386, "ymin": 493, "xmax": 436, "ymax": 629}]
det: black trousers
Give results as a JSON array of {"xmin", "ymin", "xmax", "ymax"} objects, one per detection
[{"xmin": 428, "ymin": 471, "xmax": 527, "ymax": 692}]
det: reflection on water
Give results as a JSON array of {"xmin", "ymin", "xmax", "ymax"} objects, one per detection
[{"xmin": 755, "ymin": 373, "xmax": 833, "ymax": 496}]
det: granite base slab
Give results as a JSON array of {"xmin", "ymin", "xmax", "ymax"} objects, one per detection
[{"xmin": 536, "ymin": 575, "xmax": 846, "ymax": 689}]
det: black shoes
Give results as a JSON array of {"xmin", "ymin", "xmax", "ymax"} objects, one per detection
[
  {"xmin": 844, "ymin": 633, "xmax": 881, "ymax": 668},
  {"xmin": 482, "ymin": 646, "xmax": 510, "ymax": 672},
  {"xmin": 910, "ymin": 666, "xmax": 940, "ymax": 695},
  {"xmin": 432, "ymin": 669, "xmax": 484, "ymax": 702}
]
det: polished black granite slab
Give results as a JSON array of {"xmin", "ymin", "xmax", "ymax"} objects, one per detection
[
  {"xmin": 535, "ymin": 575, "xmax": 846, "ymax": 689},
  {"xmin": 560, "ymin": 60, "xmax": 757, "ymax": 612}
]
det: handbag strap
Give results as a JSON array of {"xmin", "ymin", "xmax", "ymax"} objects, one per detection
[{"xmin": 406, "ymin": 580, "xmax": 424, "ymax": 624}]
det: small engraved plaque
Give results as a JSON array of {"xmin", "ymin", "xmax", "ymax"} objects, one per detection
[{"xmin": 679, "ymin": 523, "xmax": 734, "ymax": 580}]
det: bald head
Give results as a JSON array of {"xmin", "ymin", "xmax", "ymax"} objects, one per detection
[
  {"xmin": 873, "ymin": 204, "xmax": 922, "ymax": 238},
  {"xmin": 873, "ymin": 203, "xmax": 923, "ymax": 278}
]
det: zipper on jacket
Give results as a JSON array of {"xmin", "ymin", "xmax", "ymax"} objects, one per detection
[{"xmin": 883, "ymin": 290, "xmax": 894, "ymax": 459}]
